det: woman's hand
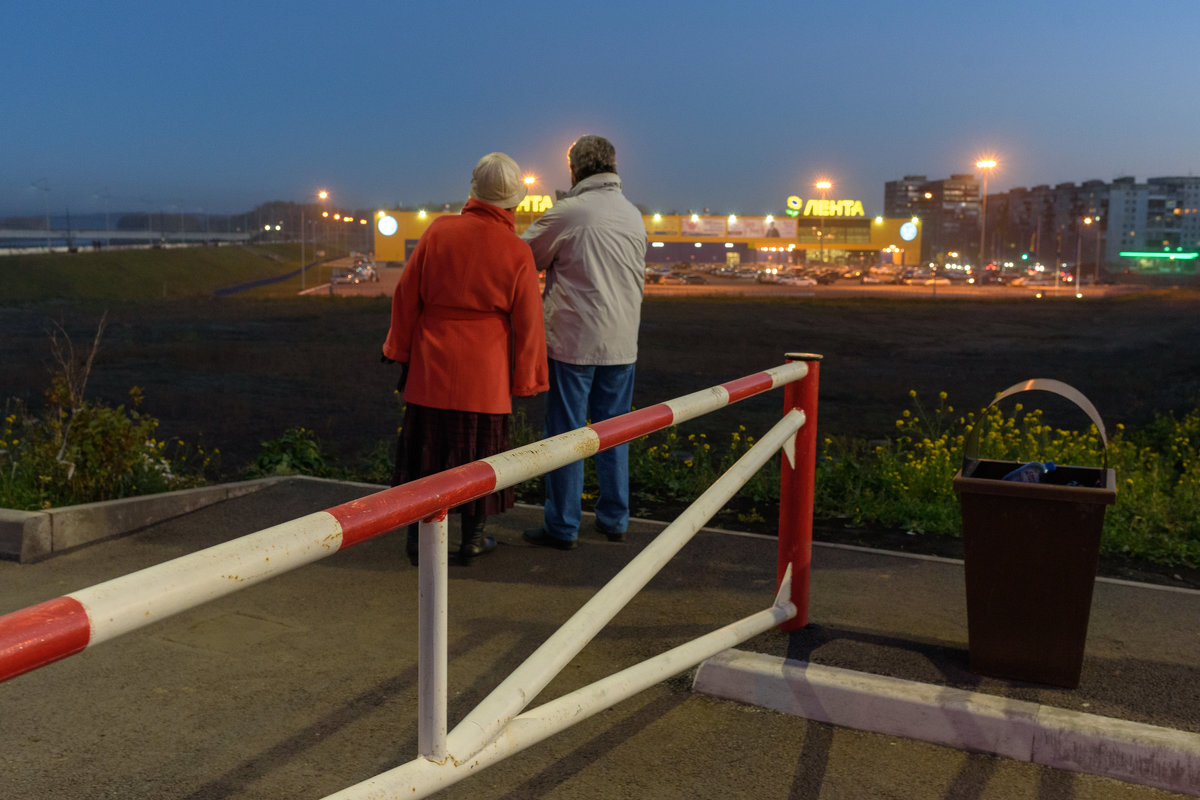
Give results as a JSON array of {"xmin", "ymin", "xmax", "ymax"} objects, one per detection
[{"xmin": 381, "ymin": 353, "xmax": 408, "ymax": 392}]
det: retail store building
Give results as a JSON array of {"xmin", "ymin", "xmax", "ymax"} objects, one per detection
[{"xmin": 372, "ymin": 192, "xmax": 922, "ymax": 271}]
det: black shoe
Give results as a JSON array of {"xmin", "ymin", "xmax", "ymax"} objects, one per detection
[
  {"xmin": 595, "ymin": 523, "xmax": 626, "ymax": 543},
  {"xmin": 457, "ymin": 536, "xmax": 497, "ymax": 566},
  {"xmin": 456, "ymin": 512, "xmax": 494, "ymax": 566},
  {"xmin": 522, "ymin": 528, "xmax": 578, "ymax": 551}
]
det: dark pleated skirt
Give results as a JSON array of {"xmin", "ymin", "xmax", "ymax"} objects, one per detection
[{"xmin": 392, "ymin": 403, "xmax": 515, "ymax": 518}]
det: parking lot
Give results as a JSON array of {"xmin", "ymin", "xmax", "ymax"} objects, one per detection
[{"xmin": 310, "ymin": 258, "xmax": 1139, "ymax": 301}]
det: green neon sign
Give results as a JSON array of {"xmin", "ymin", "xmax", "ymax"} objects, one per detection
[{"xmin": 1118, "ymin": 251, "xmax": 1199, "ymax": 260}]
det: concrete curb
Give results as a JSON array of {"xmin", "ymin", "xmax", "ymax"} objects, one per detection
[
  {"xmin": 0, "ymin": 476, "xmax": 298, "ymax": 563},
  {"xmin": 693, "ymin": 648, "xmax": 1200, "ymax": 796}
]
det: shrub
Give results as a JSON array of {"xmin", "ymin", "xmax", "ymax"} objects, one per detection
[
  {"xmin": 1, "ymin": 315, "xmax": 213, "ymax": 510},
  {"xmin": 249, "ymin": 426, "xmax": 328, "ymax": 477},
  {"xmin": 1, "ymin": 384, "xmax": 212, "ymax": 510},
  {"xmin": 817, "ymin": 390, "xmax": 1200, "ymax": 567}
]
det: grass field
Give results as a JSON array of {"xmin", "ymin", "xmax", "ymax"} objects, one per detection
[
  {"xmin": 4, "ymin": 247, "xmax": 1200, "ymax": 472},
  {"xmin": 6, "ymin": 290, "xmax": 1200, "ymax": 475},
  {"xmin": 4, "ymin": 248, "xmax": 1200, "ymax": 583},
  {"xmin": 0, "ymin": 244, "xmax": 307, "ymax": 302}
]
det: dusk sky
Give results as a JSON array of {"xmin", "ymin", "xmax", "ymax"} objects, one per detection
[{"xmin": 4, "ymin": 1, "xmax": 1198, "ymax": 220}]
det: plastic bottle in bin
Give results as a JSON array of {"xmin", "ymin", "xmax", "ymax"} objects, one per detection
[{"xmin": 1002, "ymin": 461, "xmax": 1056, "ymax": 483}]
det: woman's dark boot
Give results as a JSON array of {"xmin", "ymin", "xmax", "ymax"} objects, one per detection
[
  {"xmin": 457, "ymin": 512, "xmax": 495, "ymax": 566},
  {"xmin": 405, "ymin": 523, "xmax": 419, "ymax": 567}
]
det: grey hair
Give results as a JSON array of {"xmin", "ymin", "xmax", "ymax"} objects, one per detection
[{"xmin": 568, "ymin": 135, "xmax": 617, "ymax": 182}]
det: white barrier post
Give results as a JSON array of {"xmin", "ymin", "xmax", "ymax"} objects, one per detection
[{"xmin": 417, "ymin": 511, "xmax": 449, "ymax": 761}]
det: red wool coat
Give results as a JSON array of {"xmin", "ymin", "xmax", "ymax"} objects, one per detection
[{"xmin": 382, "ymin": 198, "xmax": 548, "ymax": 414}]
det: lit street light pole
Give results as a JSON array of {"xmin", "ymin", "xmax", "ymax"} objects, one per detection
[
  {"xmin": 1084, "ymin": 215, "xmax": 1102, "ymax": 286},
  {"xmin": 521, "ymin": 174, "xmax": 537, "ymax": 234},
  {"xmin": 300, "ymin": 189, "xmax": 329, "ymax": 291},
  {"xmin": 975, "ymin": 159, "xmax": 996, "ymax": 270},
  {"xmin": 815, "ymin": 180, "xmax": 832, "ymax": 265},
  {"xmin": 1074, "ymin": 218, "xmax": 1085, "ymax": 296}
]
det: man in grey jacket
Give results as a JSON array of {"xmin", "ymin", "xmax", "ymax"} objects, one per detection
[{"xmin": 521, "ymin": 134, "xmax": 648, "ymax": 549}]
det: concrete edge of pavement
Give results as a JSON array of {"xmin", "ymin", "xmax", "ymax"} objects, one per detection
[
  {"xmin": 692, "ymin": 648, "xmax": 1200, "ymax": 797},
  {"xmin": 0, "ymin": 475, "xmax": 381, "ymax": 563}
]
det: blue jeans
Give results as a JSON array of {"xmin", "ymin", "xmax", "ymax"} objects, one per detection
[{"xmin": 543, "ymin": 359, "xmax": 636, "ymax": 540}]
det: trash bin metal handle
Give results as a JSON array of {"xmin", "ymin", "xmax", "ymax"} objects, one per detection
[{"xmin": 963, "ymin": 379, "xmax": 1108, "ymax": 470}]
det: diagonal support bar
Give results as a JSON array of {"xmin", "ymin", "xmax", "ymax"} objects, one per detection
[
  {"xmin": 444, "ymin": 408, "xmax": 806, "ymax": 763},
  {"xmin": 320, "ymin": 571, "xmax": 797, "ymax": 800}
]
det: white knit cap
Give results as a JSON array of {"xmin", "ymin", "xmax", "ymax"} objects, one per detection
[{"xmin": 469, "ymin": 152, "xmax": 527, "ymax": 209}]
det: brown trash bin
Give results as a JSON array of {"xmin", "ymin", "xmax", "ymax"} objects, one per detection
[{"xmin": 952, "ymin": 380, "xmax": 1116, "ymax": 688}]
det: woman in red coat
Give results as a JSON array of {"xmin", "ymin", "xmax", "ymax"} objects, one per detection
[{"xmin": 383, "ymin": 152, "xmax": 548, "ymax": 565}]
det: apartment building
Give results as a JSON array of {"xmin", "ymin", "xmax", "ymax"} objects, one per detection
[{"xmin": 888, "ymin": 173, "xmax": 1199, "ymax": 279}]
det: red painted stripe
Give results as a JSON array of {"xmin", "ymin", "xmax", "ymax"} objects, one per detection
[
  {"xmin": 721, "ymin": 372, "xmax": 776, "ymax": 404},
  {"xmin": 0, "ymin": 596, "xmax": 92, "ymax": 683},
  {"xmin": 328, "ymin": 461, "xmax": 498, "ymax": 549},
  {"xmin": 591, "ymin": 403, "xmax": 675, "ymax": 451}
]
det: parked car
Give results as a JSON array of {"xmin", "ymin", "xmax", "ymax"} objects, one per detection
[
  {"xmin": 645, "ymin": 265, "xmax": 671, "ymax": 284},
  {"xmin": 333, "ymin": 263, "xmax": 379, "ymax": 285},
  {"xmin": 779, "ymin": 274, "xmax": 817, "ymax": 286},
  {"xmin": 681, "ymin": 274, "xmax": 708, "ymax": 285},
  {"xmin": 973, "ymin": 271, "xmax": 1006, "ymax": 286},
  {"xmin": 350, "ymin": 263, "xmax": 379, "ymax": 283},
  {"xmin": 899, "ymin": 270, "xmax": 933, "ymax": 285}
]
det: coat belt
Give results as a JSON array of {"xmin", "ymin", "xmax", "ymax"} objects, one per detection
[{"xmin": 421, "ymin": 304, "xmax": 509, "ymax": 322}]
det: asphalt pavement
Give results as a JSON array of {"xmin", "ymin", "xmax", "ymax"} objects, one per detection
[{"xmin": 2, "ymin": 477, "xmax": 1199, "ymax": 799}]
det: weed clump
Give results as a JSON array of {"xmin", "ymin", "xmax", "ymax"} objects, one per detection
[{"xmin": 0, "ymin": 315, "xmax": 214, "ymax": 509}]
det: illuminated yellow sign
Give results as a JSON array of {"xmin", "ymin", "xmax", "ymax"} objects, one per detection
[
  {"xmin": 785, "ymin": 196, "xmax": 865, "ymax": 217},
  {"xmin": 516, "ymin": 194, "xmax": 554, "ymax": 213}
]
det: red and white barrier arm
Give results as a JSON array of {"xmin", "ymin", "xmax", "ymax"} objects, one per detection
[
  {"xmin": 329, "ymin": 361, "xmax": 808, "ymax": 546},
  {"xmin": 0, "ymin": 360, "xmax": 809, "ymax": 684}
]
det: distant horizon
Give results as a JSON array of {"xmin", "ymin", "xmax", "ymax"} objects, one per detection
[{"xmin": 4, "ymin": 167, "xmax": 1197, "ymax": 228}]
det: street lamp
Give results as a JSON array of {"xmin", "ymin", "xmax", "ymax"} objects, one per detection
[
  {"xmin": 975, "ymin": 159, "xmax": 997, "ymax": 269},
  {"xmin": 1074, "ymin": 218, "xmax": 1085, "ymax": 295},
  {"xmin": 168, "ymin": 202, "xmax": 185, "ymax": 245},
  {"xmin": 521, "ymin": 175, "xmax": 537, "ymax": 232},
  {"xmin": 31, "ymin": 179, "xmax": 51, "ymax": 250},
  {"xmin": 95, "ymin": 188, "xmax": 113, "ymax": 248},
  {"xmin": 1084, "ymin": 215, "xmax": 1102, "ymax": 286},
  {"xmin": 301, "ymin": 189, "xmax": 329, "ymax": 290},
  {"xmin": 815, "ymin": 180, "xmax": 832, "ymax": 265}
]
